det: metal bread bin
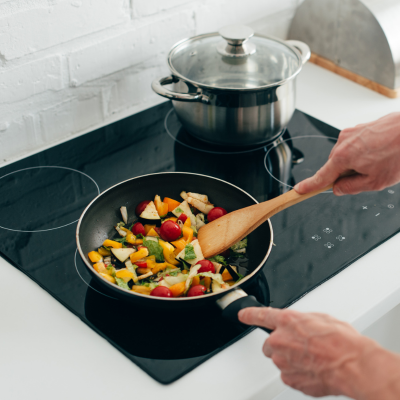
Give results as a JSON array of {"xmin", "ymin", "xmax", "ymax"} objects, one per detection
[{"xmin": 289, "ymin": 0, "xmax": 400, "ymax": 98}]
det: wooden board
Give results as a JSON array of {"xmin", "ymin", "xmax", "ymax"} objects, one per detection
[{"xmin": 310, "ymin": 53, "xmax": 400, "ymax": 99}]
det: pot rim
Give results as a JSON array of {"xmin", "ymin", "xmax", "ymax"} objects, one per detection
[
  {"xmin": 167, "ymin": 32, "xmax": 304, "ymax": 92},
  {"xmin": 76, "ymin": 172, "xmax": 274, "ymax": 302}
]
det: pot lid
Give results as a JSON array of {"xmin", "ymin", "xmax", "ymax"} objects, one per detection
[{"xmin": 168, "ymin": 25, "xmax": 303, "ymax": 90}]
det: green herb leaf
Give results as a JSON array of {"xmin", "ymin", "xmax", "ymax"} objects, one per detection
[
  {"xmin": 230, "ymin": 237, "xmax": 247, "ymax": 251},
  {"xmin": 143, "ymin": 237, "xmax": 164, "ymax": 262},
  {"xmin": 136, "ymin": 233, "xmax": 144, "ymax": 239},
  {"xmin": 115, "ymin": 277, "xmax": 130, "ymax": 290},
  {"xmin": 183, "ymin": 243, "xmax": 196, "ymax": 260},
  {"xmin": 114, "ymin": 237, "xmax": 127, "ymax": 243},
  {"xmin": 175, "ymin": 207, "xmax": 183, "ymax": 213},
  {"xmin": 207, "ymin": 255, "xmax": 227, "ymax": 266},
  {"xmin": 236, "ymin": 273, "xmax": 244, "ymax": 283}
]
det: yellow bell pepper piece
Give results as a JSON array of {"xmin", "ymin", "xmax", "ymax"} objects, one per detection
[
  {"xmin": 115, "ymin": 269, "xmax": 135, "ymax": 280},
  {"xmin": 159, "ymin": 240, "xmax": 180, "ymax": 265},
  {"xmin": 88, "ymin": 251, "xmax": 103, "ymax": 263},
  {"xmin": 98, "ymin": 247, "xmax": 111, "ymax": 256},
  {"xmin": 130, "ymin": 247, "xmax": 149, "ymax": 263},
  {"xmin": 126, "ymin": 232, "xmax": 136, "ymax": 244},
  {"xmin": 144, "ymin": 224, "xmax": 156, "ymax": 235},
  {"xmin": 147, "ymin": 228, "xmax": 159, "ymax": 237},
  {"xmin": 145, "ymin": 255, "xmax": 156, "ymax": 262},
  {"xmin": 103, "ymin": 239, "xmax": 122, "ymax": 249},
  {"xmin": 191, "ymin": 276, "xmax": 200, "ymax": 288},
  {"xmin": 100, "ymin": 273, "xmax": 116, "ymax": 284},
  {"xmin": 163, "ymin": 217, "xmax": 178, "ymax": 223},
  {"xmin": 184, "ymin": 217, "xmax": 191, "ymax": 227},
  {"xmin": 221, "ymin": 269, "xmax": 233, "ymax": 282},
  {"xmin": 93, "ymin": 262, "xmax": 107, "ymax": 274},
  {"xmin": 182, "ymin": 226, "xmax": 193, "ymax": 243},
  {"xmin": 119, "ymin": 226, "xmax": 131, "ymax": 234},
  {"xmin": 135, "ymin": 239, "xmax": 143, "ymax": 245},
  {"xmin": 131, "ymin": 285, "xmax": 152, "ymax": 295}
]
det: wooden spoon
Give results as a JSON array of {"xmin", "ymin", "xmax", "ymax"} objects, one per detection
[{"xmin": 198, "ymin": 183, "xmax": 333, "ymax": 258}]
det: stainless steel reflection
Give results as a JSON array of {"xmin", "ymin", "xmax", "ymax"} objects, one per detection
[
  {"xmin": 170, "ymin": 78, "xmax": 296, "ymax": 146},
  {"xmin": 152, "ymin": 27, "xmax": 310, "ymax": 146}
]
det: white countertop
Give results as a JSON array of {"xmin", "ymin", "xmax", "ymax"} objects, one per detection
[{"xmin": 1, "ymin": 63, "xmax": 400, "ymax": 400}]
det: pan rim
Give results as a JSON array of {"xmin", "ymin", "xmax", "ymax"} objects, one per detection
[{"xmin": 76, "ymin": 172, "xmax": 274, "ymax": 301}]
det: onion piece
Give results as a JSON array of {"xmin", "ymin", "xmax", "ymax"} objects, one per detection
[{"xmin": 120, "ymin": 206, "xmax": 128, "ymax": 224}]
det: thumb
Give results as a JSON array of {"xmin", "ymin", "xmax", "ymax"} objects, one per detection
[
  {"xmin": 334, "ymin": 173, "xmax": 369, "ymax": 195},
  {"xmin": 238, "ymin": 307, "xmax": 281, "ymax": 330}
]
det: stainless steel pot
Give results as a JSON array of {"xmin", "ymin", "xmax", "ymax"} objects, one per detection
[{"xmin": 152, "ymin": 25, "xmax": 310, "ymax": 146}]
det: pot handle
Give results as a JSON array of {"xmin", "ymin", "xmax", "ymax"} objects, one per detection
[
  {"xmin": 286, "ymin": 40, "xmax": 311, "ymax": 65},
  {"xmin": 217, "ymin": 289, "xmax": 272, "ymax": 334},
  {"xmin": 151, "ymin": 75, "xmax": 210, "ymax": 103}
]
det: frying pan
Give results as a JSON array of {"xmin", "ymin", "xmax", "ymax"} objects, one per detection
[{"xmin": 76, "ymin": 172, "xmax": 273, "ymax": 329}]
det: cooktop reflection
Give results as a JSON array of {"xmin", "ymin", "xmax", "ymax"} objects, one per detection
[{"xmin": 0, "ymin": 102, "xmax": 399, "ymax": 384}]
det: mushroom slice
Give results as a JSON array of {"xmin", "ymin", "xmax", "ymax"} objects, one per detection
[
  {"xmin": 187, "ymin": 192, "xmax": 208, "ymax": 203},
  {"xmin": 187, "ymin": 197, "xmax": 214, "ymax": 214},
  {"xmin": 120, "ymin": 206, "xmax": 128, "ymax": 224}
]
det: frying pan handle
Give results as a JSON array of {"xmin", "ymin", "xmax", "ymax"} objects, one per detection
[{"xmin": 221, "ymin": 295, "xmax": 272, "ymax": 334}]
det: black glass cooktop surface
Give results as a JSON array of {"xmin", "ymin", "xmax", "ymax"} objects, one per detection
[{"xmin": 1, "ymin": 102, "xmax": 399, "ymax": 384}]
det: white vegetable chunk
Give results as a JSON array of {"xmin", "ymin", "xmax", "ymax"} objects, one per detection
[
  {"xmin": 176, "ymin": 239, "xmax": 204, "ymax": 265},
  {"xmin": 172, "ymin": 200, "xmax": 196, "ymax": 226},
  {"xmin": 196, "ymin": 213, "xmax": 206, "ymax": 229},
  {"xmin": 187, "ymin": 192, "xmax": 208, "ymax": 203},
  {"xmin": 115, "ymin": 225, "xmax": 127, "ymax": 237},
  {"xmin": 184, "ymin": 264, "xmax": 202, "ymax": 294},
  {"xmin": 211, "ymin": 261, "xmax": 223, "ymax": 274},
  {"xmin": 120, "ymin": 206, "xmax": 128, "ymax": 224},
  {"xmin": 111, "ymin": 248, "xmax": 135, "ymax": 262},
  {"xmin": 137, "ymin": 271, "xmax": 153, "ymax": 280},
  {"xmin": 140, "ymin": 201, "xmax": 160, "ymax": 220},
  {"xmin": 187, "ymin": 197, "xmax": 214, "ymax": 214}
]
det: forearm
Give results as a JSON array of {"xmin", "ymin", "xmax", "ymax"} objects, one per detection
[{"xmin": 333, "ymin": 338, "xmax": 400, "ymax": 400}]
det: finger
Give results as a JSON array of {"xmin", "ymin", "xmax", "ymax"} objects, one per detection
[
  {"xmin": 294, "ymin": 159, "xmax": 348, "ymax": 194},
  {"xmin": 238, "ymin": 307, "xmax": 281, "ymax": 330},
  {"xmin": 262, "ymin": 338, "xmax": 273, "ymax": 357},
  {"xmin": 333, "ymin": 173, "xmax": 370, "ymax": 195}
]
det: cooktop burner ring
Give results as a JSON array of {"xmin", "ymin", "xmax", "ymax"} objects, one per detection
[
  {"xmin": 264, "ymin": 135, "xmax": 338, "ymax": 192},
  {"xmin": 0, "ymin": 166, "xmax": 100, "ymax": 233},
  {"xmin": 74, "ymin": 249, "xmax": 117, "ymax": 300},
  {"xmin": 164, "ymin": 108, "xmax": 279, "ymax": 154}
]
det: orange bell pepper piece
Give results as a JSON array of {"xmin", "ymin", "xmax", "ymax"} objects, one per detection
[
  {"xmin": 182, "ymin": 226, "xmax": 193, "ymax": 243},
  {"xmin": 171, "ymin": 238, "xmax": 187, "ymax": 252},
  {"xmin": 93, "ymin": 262, "xmax": 107, "ymax": 274},
  {"xmin": 221, "ymin": 269, "xmax": 233, "ymax": 281},
  {"xmin": 169, "ymin": 281, "xmax": 186, "ymax": 297},
  {"xmin": 130, "ymin": 247, "xmax": 149, "ymax": 263},
  {"xmin": 144, "ymin": 224, "xmax": 156, "ymax": 235},
  {"xmin": 163, "ymin": 197, "xmax": 181, "ymax": 212},
  {"xmin": 100, "ymin": 273, "xmax": 116, "ymax": 284},
  {"xmin": 88, "ymin": 251, "xmax": 103, "ymax": 263},
  {"xmin": 131, "ymin": 285, "xmax": 151, "ymax": 295},
  {"xmin": 204, "ymin": 276, "xmax": 212, "ymax": 291},
  {"xmin": 146, "ymin": 228, "xmax": 159, "ymax": 237},
  {"xmin": 183, "ymin": 217, "xmax": 191, "ymax": 227}
]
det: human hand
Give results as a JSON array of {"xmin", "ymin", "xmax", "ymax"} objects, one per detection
[
  {"xmin": 238, "ymin": 307, "xmax": 400, "ymax": 399},
  {"xmin": 294, "ymin": 112, "xmax": 400, "ymax": 196}
]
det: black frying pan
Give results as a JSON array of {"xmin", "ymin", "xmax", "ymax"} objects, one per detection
[{"xmin": 76, "ymin": 172, "xmax": 273, "ymax": 329}]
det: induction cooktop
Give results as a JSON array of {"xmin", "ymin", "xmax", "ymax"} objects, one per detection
[{"xmin": 1, "ymin": 102, "xmax": 399, "ymax": 384}]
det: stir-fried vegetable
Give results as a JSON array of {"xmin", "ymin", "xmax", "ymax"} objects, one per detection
[{"xmin": 87, "ymin": 191, "xmax": 248, "ymax": 298}]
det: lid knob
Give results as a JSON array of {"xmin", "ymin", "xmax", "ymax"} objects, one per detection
[{"xmin": 217, "ymin": 25, "xmax": 256, "ymax": 57}]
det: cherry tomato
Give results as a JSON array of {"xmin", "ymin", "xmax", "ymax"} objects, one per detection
[
  {"xmin": 131, "ymin": 222, "xmax": 145, "ymax": 236},
  {"xmin": 187, "ymin": 285, "xmax": 206, "ymax": 297},
  {"xmin": 197, "ymin": 259, "xmax": 215, "ymax": 273},
  {"xmin": 154, "ymin": 227, "xmax": 161, "ymax": 236},
  {"xmin": 219, "ymin": 249, "xmax": 230, "ymax": 258},
  {"xmin": 177, "ymin": 213, "xmax": 188, "ymax": 224},
  {"xmin": 137, "ymin": 245, "xmax": 147, "ymax": 250},
  {"xmin": 134, "ymin": 261, "xmax": 147, "ymax": 268},
  {"xmin": 207, "ymin": 207, "xmax": 228, "ymax": 222},
  {"xmin": 150, "ymin": 286, "xmax": 173, "ymax": 298},
  {"xmin": 159, "ymin": 220, "xmax": 181, "ymax": 242},
  {"xmin": 135, "ymin": 200, "xmax": 151, "ymax": 217}
]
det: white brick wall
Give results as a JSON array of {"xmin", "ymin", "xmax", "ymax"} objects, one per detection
[{"xmin": 0, "ymin": 0, "xmax": 302, "ymax": 166}]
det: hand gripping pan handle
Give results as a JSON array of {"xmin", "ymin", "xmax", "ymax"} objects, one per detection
[{"xmin": 217, "ymin": 289, "xmax": 272, "ymax": 334}]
